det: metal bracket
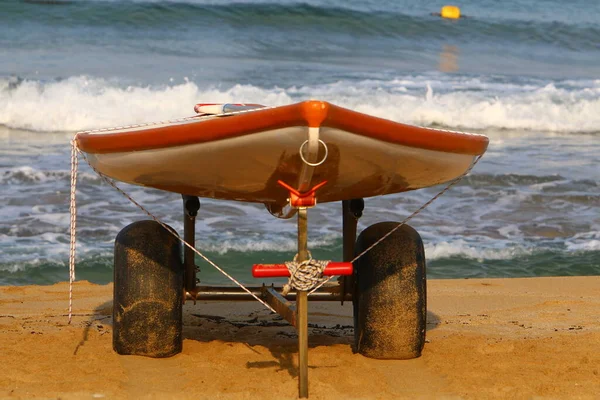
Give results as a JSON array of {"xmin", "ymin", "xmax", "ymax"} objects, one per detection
[
  {"xmin": 277, "ymin": 180, "xmax": 327, "ymax": 208},
  {"xmin": 264, "ymin": 286, "xmax": 297, "ymax": 327}
]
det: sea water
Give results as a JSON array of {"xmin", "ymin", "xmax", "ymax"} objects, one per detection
[{"xmin": 0, "ymin": 0, "xmax": 598, "ymax": 285}]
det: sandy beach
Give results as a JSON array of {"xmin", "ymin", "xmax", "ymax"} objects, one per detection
[
  {"xmin": 2, "ymin": 1, "xmax": 599, "ymax": 399},
  {"xmin": 1, "ymin": 276, "xmax": 599, "ymax": 399}
]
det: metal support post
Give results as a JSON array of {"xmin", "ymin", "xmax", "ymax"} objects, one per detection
[
  {"xmin": 297, "ymin": 207, "xmax": 309, "ymax": 398},
  {"xmin": 184, "ymin": 285, "xmax": 350, "ymax": 302},
  {"xmin": 182, "ymin": 195, "xmax": 200, "ymax": 293},
  {"xmin": 341, "ymin": 198, "xmax": 364, "ymax": 304}
]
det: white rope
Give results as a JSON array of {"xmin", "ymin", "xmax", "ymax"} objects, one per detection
[
  {"xmin": 68, "ymin": 139, "xmax": 79, "ymax": 324},
  {"xmin": 308, "ymin": 154, "xmax": 484, "ymax": 295},
  {"xmin": 73, "ymin": 145, "xmax": 276, "ymax": 313},
  {"xmin": 282, "ymin": 257, "xmax": 329, "ymax": 295}
]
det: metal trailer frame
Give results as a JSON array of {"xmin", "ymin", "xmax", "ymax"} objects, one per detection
[
  {"xmin": 113, "ymin": 187, "xmax": 426, "ymax": 399},
  {"xmin": 180, "ymin": 194, "xmax": 364, "ymax": 398}
]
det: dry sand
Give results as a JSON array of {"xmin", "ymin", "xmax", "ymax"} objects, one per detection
[{"xmin": 1, "ymin": 276, "xmax": 599, "ymax": 399}]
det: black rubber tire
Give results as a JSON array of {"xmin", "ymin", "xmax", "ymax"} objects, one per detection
[
  {"xmin": 113, "ymin": 220, "xmax": 183, "ymax": 358},
  {"xmin": 353, "ymin": 222, "xmax": 427, "ymax": 359}
]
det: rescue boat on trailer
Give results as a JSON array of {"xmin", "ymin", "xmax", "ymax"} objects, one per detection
[{"xmin": 73, "ymin": 100, "xmax": 488, "ymax": 398}]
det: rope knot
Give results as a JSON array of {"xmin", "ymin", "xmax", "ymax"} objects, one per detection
[{"xmin": 282, "ymin": 255, "xmax": 330, "ymax": 295}]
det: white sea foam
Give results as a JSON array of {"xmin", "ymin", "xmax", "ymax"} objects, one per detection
[
  {"xmin": 497, "ymin": 224, "xmax": 522, "ymax": 238},
  {"xmin": 0, "ymin": 166, "xmax": 99, "ymax": 184},
  {"xmin": 567, "ymin": 240, "xmax": 600, "ymax": 251},
  {"xmin": 196, "ymin": 234, "xmax": 339, "ymax": 254},
  {"xmin": 566, "ymin": 230, "xmax": 600, "ymax": 251},
  {"xmin": 1, "ymin": 75, "xmax": 599, "ymax": 133},
  {"xmin": 0, "ymin": 261, "xmax": 37, "ymax": 273},
  {"xmin": 424, "ymin": 240, "xmax": 532, "ymax": 261}
]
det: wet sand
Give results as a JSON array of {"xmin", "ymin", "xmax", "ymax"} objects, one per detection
[{"xmin": 1, "ymin": 276, "xmax": 599, "ymax": 399}]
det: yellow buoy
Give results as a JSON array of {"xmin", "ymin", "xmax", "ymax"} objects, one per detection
[{"xmin": 440, "ymin": 5, "xmax": 461, "ymax": 19}]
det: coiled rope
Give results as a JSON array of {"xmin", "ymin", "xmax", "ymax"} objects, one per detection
[{"xmin": 282, "ymin": 257, "xmax": 329, "ymax": 295}]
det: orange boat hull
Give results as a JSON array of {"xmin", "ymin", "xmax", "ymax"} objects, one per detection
[{"xmin": 76, "ymin": 101, "xmax": 488, "ymax": 212}]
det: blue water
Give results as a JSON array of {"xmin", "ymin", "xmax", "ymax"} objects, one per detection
[{"xmin": 0, "ymin": 0, "xmax": 599, "ymax": 285}]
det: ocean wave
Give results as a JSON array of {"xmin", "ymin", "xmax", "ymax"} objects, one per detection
[
  {"xmin": 0, "ymin": 166, "xmax": 100, "ymax": 184},
  {"xmin": 461, "ymin": 174, "xmax": 566, "ymax": 187},
  {"xmin": 197, "ymin": 235, "xmax": 339, "ymax": 255},
  {"xmin": 1, "ymin": 75, "xmax": 598, "ymax": 133},
  {"xmin": 2, "ymin": 233, "xmax": 596, "ymax": 270},
  {"xmin": 341, "ymin": 81, "xmax": 600, "ymax": 133},
  {"xmin": 2, "ymin": 1, "xmax": 598, "ymax": 51},
  {"xmin": 424, "ymin": 240, "xmax": 532, "ymax": 261},
  {"xmin": 566, "ymin": 231, "xmax": 600, "ymax": 251}
]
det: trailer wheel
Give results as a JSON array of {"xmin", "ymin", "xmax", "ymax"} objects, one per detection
[
  {"xmin": 113, "ymin": 220, "xmax": 183, "ymax": 358},
  {"xmin": 353, "ymin": 222, "xmax": 426, "ymax": 359}
]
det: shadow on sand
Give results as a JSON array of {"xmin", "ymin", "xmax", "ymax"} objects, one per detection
[{"xmin": 76, "ymin": 299, "xmax": 441, "ymax": 379}]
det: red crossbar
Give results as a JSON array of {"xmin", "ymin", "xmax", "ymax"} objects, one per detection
[{"xmin": 252, "ymin": 262, "xmax": 353, "ymax": 278}]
